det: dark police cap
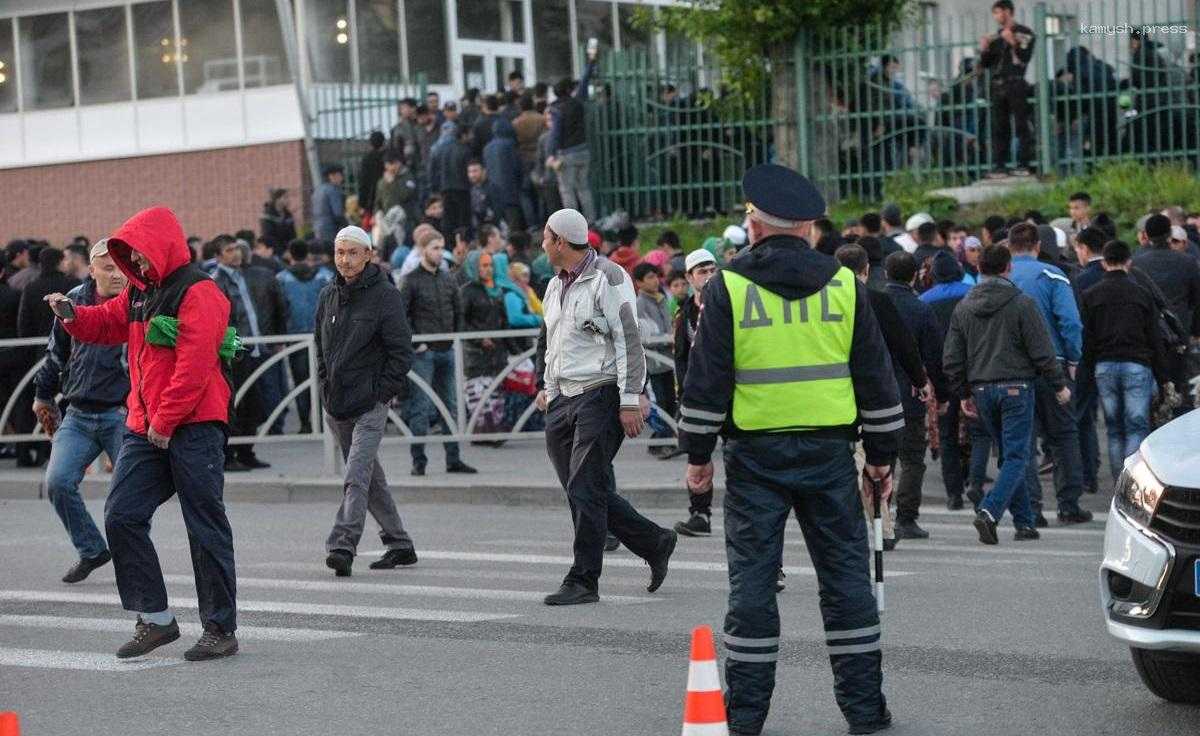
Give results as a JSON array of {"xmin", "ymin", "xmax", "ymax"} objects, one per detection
[{"xmin": 742, "ymin": 164, "xmax": 826, "ymax": 225}]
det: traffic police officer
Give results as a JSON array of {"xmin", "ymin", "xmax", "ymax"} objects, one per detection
[{"xmin": 679, "ymin": 164, "xmax": 903, "ymax": 736}]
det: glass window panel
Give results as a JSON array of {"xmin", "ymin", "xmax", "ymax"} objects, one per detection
[
  {"xmin": 304, "ymin": 0, "xmax": 352, "ymax": 82},
  {"xmin": 456, "ymin": 0, "xmax": 498, "ymax": 41},
  {"xmin": 405, "ymin": 0, "xmax": 448, "ymax": 84},
  {"xmin": 179, "ymin": 0, "xmax": 239, "ymax": 93},
  {"xmin": 533, "ymin": 0, "xmax": 571, "ymax": 84},
  {"xmin": 132, "ymin": 1, "xmax": 179, "ymax": 99},
  {"xmin": 357, "ymin": 0, "xmax": 400, "ymax": 80},
  {"xmin": 0, "ymin": 19, "xmax": 16, "ymax": 113},
  {"xmin": 617, "ymin": 3, "xmax": 651, "ymax": 54},
  {"xmin": 76, "ymin": 7, "xmax": 131, "ymax": 105},
  {"xmin": 577, "ymin": 1, "xmax": 613, "ymax": 55},
  {"xmin": 241, "ymin": 0, "xmax": 291, "ymax": 87},
  {"xmin": 18, "ymin": 13, "xmax": 73, "ymax": 110}
]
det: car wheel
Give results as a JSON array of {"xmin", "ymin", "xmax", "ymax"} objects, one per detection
[{"xmin": 1130, "ymin": 647, "xmax": 1200, "ymax": 703}]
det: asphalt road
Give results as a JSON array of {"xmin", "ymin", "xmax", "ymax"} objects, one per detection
[{"xmin": 1, "ymin": 485, "xmax": 1195, "ymax": 736}]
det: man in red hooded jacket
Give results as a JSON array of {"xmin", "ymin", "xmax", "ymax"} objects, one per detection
[{"xmin": 45, "ymin": 206, "xmax": 240, "ymax": 662}]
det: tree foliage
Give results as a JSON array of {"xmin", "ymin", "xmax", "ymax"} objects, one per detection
[{"xmin": 635, "ymin": 0, "xmax": 915, "ymax": 102}]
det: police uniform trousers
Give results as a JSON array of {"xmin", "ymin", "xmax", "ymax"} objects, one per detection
[{"xmin": 723, "ymin": 434, "xmax": 886, "ymax": 733}]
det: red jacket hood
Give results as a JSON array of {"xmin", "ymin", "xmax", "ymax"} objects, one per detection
[{"xmin": 107, "ymin": 207, "xmax": 191, "ymax": 289}]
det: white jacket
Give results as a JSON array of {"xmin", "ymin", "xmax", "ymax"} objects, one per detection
[{"xmin": 542, "ymin": 254, "xmax": 647, "ymax": 408}]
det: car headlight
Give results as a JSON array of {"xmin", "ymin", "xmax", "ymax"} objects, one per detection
[{"xmin": 1115, "ymin": 451, "xmax": 1166, "ymax": 522}]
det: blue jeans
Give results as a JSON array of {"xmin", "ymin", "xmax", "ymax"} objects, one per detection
[
  {"xmin": 966, "ymin": 416, "xmax": 992, "ymax": 497},
  {"xmin": 44, "ymin": 406, "xmax": 125, "ymax": 559},
  {"xmin": 972, "ymin": 382, "xmax": 1036, "ymax": 528},
  {"xmin": 407, "ymin": 348, "xmax": 461, "ymax": 466},
  {"xmin": 1095, "ymin": 361, "xmax": 1155, "ymax": 481}
]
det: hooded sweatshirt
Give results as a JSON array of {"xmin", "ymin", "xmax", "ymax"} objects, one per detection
[
  {"xmin": 483, "ymin": 117, "xmax": 521, "ymax": 210},
  {"xmin": 677, "ymin": 235, "xmax": 902, "ymax": 467},
  {"xmin": 277, "ymin": 262, "xmax": 333, "ymax": 334},
  {"xmin": 62, "ymin": 206, "xmax": 232, "ymax": 437},
  {"xmin": 942, "ymin": 275, "xmax": 1064, "ymax": 399}
]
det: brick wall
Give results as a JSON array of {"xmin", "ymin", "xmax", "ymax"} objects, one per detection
[{"xmin": 0, "ymin": 140, "xmax": 309, "ymax": 246}]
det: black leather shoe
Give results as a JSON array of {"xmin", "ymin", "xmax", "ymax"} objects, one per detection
[
  {"xmin": 1057, "ymin": 508, "xmax": 1094, "ymax": 525},
  {"xmin": 543, "ymin": 581, "xmax": 599, "ymax": 606},
  {"xmin": 1034, "ymin": 512, "xmax": 1049, "ymax": 528},
  {"xmin": 673, "ymin": 513, "xmax": 712, "ymax": 537},
  {"xmin": 116, "ymin": 617, "xmax": 180, "ymax": 659},
  {"xmin": 62, "ymin": 550, "xmax": 111, "ymax": 584},
  {"xmin": 646, "ymin": 530, "xmax": 677, "ymax": 592},
  {"xmin": 410, "ymin": 462, "xmax": 426, "ymax": 477},
  {"xmin": 946, "ymin": 495, "xmax": 964, "ymax": 511},
  {"xmin": 224, "ymin": 459, "xmax": 251, "ymax": 472},
  {"xmin": 446, "ymin": 461, "xmax": 477, "ymax": 474},
  {"xmin": 369, "ymin": 548, "xmax": 418, "ymax": 569},
  {"xmin": 183, "ymin": 623, "xmax": 239, "ymax": 661},
  {"xmin": 325, "ymin": 550, "xmax": 353, "ymax": 577},
  {"xmin": 848, "ymin": 709, "xmax": 893, "ymax": 734},
  {"xmin": 894, "ymin": 520, "xmax": 929, "ymax": 540},
  {"xmin": 238, "ymin": 454, "xmax": 271, "ymax": 469},
  {"xmin": 882, "ymin": 538, "xmax": 897, "ymax": 552},
  {"xmin": 604, "ymin": 533, "xmax": 621, "ymax": 552},
  {"xmin": 974, "ymin": 510, "xmax": 999, "ymax": 545},
  {"xmin": 1014, "ymin": 527, "xmax": 1040, "ymax": 541}
]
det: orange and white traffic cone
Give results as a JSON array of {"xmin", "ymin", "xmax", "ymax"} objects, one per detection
[
  {"xmin": 681, "ymin": 625, "xmax": 728, "ymax": 736},
  {"xmin": 0, "ymin": 711, "xmax": 20, "ymax": 736}
]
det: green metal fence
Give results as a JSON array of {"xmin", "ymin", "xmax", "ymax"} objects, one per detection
[
  {"xmin": 798, "ymin": 0, "xmax": 1200, "ymax": 203},
  {"xmin": 310, "ymin": 74, "xmax": 426, "ymax": 197},
  {"xmin": 588, "ymin": 50, "xmax": 781, "ymax": 220}
]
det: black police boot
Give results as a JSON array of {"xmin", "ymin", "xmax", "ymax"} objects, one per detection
[
  {"xmin": 673, "ymin": 512, "xmax": 712, "ymax": 537},
  {"xmin": 543, "ymin": 581, "xmax": 599, "ymax": 606},
  {"xmin": 325, "ymin": 549, "xmax": 353, "ymax": 577},
  {"xmin": 894, "ymin": 519, "xmax": 929, "ymax": 540}
]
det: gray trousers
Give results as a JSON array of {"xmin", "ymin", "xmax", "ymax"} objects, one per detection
[
  {"xmin": 325, "ymin": 403, "xmax": 414, "ymax": 555},
  {"xmin": 556, "ymin": 148, "xmax": 596, "ymax": 222}
]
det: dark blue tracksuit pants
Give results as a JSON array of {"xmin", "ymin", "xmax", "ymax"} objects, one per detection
[
  {"xmin": 104, "ymin": 422, "xmax": 237, "ymax": 633},
  {"xmin": 722, "ymin": 435, "xmax": 887, "ymax": 733}
]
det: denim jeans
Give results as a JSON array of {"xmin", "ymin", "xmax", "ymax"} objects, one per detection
[
  {"xmin": 966, "ymin": 416, "xmax": 992, "ymax": 498},
  {"xmin": 1026, "ymin": 372, "xmax": 1084, "ymax": 516},
  {"xmin": 1095, "ymin": 361, "xmax": 1156, "ymax": 481},
  {"xmin": 43, "ymin": 406, "xmax": 125, "ymax": 559},
  {"xmin": 408, "ymin": 348, "xmax": 461, "ymax": 466},
  {"xmin": 972, "ymin": 382, "xmax": 1036, "ymax": 528}
]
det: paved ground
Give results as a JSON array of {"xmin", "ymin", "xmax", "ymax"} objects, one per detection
[{"xmin": 1, "ymin": 464, "xmax": 1195, "ymax": 736}]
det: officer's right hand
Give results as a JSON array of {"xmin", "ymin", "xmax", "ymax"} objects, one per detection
[
  {"xmin": 864, "ymin": 465, "xmax": 894, "ymax": 504},
  {"xmin": 687, "ymin": 462, "xmax": 714, "ymax": 494}
]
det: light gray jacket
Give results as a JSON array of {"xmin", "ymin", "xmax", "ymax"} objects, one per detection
[{"xmin": 542, "ymin": 255, "xmax": 647, "ymax": 408}]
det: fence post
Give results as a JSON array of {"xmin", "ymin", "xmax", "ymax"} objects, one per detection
[
  {"xmin": 1033, "ymin": 2, "xmax": 1054, "ymax": 175},
  {"xmin": 793, "ymin": 32, "xmax": 811, "ymax": 177}
]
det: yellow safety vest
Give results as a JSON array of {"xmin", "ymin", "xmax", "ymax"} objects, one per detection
[{"xmin": 724, "ymin": 268, "xmax": 858, "ymax": 431}]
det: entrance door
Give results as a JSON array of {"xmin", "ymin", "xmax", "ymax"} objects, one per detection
[{"xmin": 458, "ymin": 46, "xmax": 528, "ymax": 93}]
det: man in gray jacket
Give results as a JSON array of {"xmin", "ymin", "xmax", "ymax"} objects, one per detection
[
  {"xmin": 536, "ymin": 208, "xmax": 677, "ymax": 605},
  {"xmin": 943, "ymin": 244, "xmax": 1069, "ymax": 545}
]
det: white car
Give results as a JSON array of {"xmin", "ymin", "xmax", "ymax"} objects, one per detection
[{"xmin": 1100, "ymin": 408, "xmax": 1200, "ymax": 703}]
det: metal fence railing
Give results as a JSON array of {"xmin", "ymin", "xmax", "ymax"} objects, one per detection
[{"xmin": 0, "ymin": 330, "xmax": 677, "ymax": 477}]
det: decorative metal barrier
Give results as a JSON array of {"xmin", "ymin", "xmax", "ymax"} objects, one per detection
[{"xmin": 0, "ymin": 330, "xmax": 678, "ymax": 475}]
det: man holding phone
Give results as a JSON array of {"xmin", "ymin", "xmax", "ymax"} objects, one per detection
[{"xmin": 34, "ymin": 240, "xmax": 129, "ymax": 584}]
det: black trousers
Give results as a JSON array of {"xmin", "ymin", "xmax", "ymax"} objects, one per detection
[
  {"xmin": 990, "ymin": 78, "xmax": 1034, "ymax": 170},
  {"xmin": 895, "ymin": 414, "xmax": 927, "ymax": 523},
  {"xmin": 544, "ymin": 384, "xmax": 666, "ymax": 590},
  {"xmin": 228, "ymin": 353, "xmax": 266, "ymax": 461},
  {"xmin": 442, "ymin": 189, "xmax": 471, "ymax": 238}
]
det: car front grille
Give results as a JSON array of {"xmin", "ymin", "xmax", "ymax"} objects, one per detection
[
  {"xmin": 1164, "ymin": 554, "xmax": 1200, "ymax": 632},
  {"xmin": 1151, "ymin": 485, "xmax": 1200, "ymax": 544}
]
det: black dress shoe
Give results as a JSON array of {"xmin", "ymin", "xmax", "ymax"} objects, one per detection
[
  {"xmin": 1013, "ymin": 527, "xmax": 1040, "ymax": 541},
  {"xmin": 62, "ymin": 550, "xmax": 112, "ymax": 583},
  {"xmin": 224, "ymin": 459, "xmax": 251, "ymax": 473},
  {"xmin": 894, "ymin": 520, "xmax": 929, "ymax": 540},
  {"xmin": 1034, "ymin": 512, "xmax": 1049, "ymax": 528},
  {"xmin": 646, "ymin": 530, "xmax": 677, "ymax": 592},
  {"xmin": 410, "ymin": 462, "xmax": 426, "ymax": 477},
  {"xmin": 1057, "ymin": 508, "xmax": 1094, "ymax": 525},
  {"xmin": 543, "ymin": 581, "xmax": 599, "ymax": 606},
  {"xmin": 604, "ymin": 533, "xmax": 621, "ymax": 552},
  {"xmin": 974, "ymin": 510, "xmax": 999, "ymax": 545},
  {"xmin": 882, "ymin": 538, "xmax": 897, "ymax": 552},
  {"xmin": 848, "ymin": 708, "xmax": 893, "ymax": 734},
  {"xmin": 946, "ymin": 495, "xmax": 964, "ymax": 511},
  {"xmin": 369, "ymin": 548, "xmax": 418, "ymax": 569},
  {"xmin": 183, "ymin": 623, "xmax": 239, "ymax": 661},
  {"xmin": 238, "ymin": 454, "xmax": 271, "ymax": 469},
  {"xmin": 673, "ymin": 512, "xmax": 712, "ymax": 537},
  {"xmin": 325, "ymin": 550, "xmax": 353, "ymax": 577},
  {"xmin": 116, "ymin": 617, "xmax": 180, "ymax": 659},
  {"xmin": 446, "ymin": 461, "xmax": 477, "ymax": 474}
]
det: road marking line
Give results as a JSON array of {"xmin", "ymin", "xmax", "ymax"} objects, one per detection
[
  {"xmin": 0, "ymin": 615, "xmax": 359, "ymax": 642},
  {"xmin": 359, "ymin": 550, "xmax": 913, "ymax": 578},
  {"xmin": 0, "ymin": 647, "xmax": 179, "ymax": 672},
  {"xmin": 161, "ymin": 574, "xmax": 659, "ymax": 605},
  {"xmin": 0, "ymin": 591, "xmax": 519, "ymax": 623}
]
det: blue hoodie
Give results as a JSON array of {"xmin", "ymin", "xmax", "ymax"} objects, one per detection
[{"xmin": 483, "ymin": 117, "xmax": 521, "ymax": 210}]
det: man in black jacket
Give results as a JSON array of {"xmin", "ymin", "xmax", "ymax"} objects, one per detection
[
  {"xmin": 400, "ymin": 229, "xmax": 475, "ymax": 476},
  {"xmin": 980, "ymin": 0, "xmax": 1036, "ymax": 176},
  {"xmin": 944, "ymin": 245, "xmax": 1066, "ymax": 545},
  {"xmin": 33, "ymin": 241, "xmax": 130, "ymax": 584},
  {"xmin": 1081, "ymin": 241, "xmax": 1170, "ymax": 483},
  {"xmin": 317, "ymin": 226, "xmax": 419, "ymax": 577}
]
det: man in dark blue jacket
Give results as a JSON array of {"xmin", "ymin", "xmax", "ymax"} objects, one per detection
[
  {"xmin": 33, "ymin": 241, "xmax": 130, "ymax": 583},
  {"xmin": 882, "ymin": 251, "xmax": 948, "ymax": 539}
]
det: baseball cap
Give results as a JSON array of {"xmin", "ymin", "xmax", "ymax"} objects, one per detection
[
  {"xmin": 905, "ymin": 212, "xmax": 934, "ymax": 231},
  {"xmin": 89, "ymin": 238, "xmax": 110, "ymax": 259},
  {"xmin": 335, "ymin": 225, "xmax": 373, "ymax": 249},
  {"xmin": 684, "ymin": 249, "xmax": 717, "ymax": 273},
  {"xmin": 963, "ymin": 235, "xmax": 982, "ymax": 250},
  {"xmin": 1171, "ymin": 225, "xmax": 1188, "ymax": 241},
  {"xmin": 547, "ymin": 208, "xmax": 589, "ymax": 247}
]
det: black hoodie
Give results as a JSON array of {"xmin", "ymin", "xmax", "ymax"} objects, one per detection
[{"xmin": 678, "ymin": 235, "xmax": 902, "ymax": 467}]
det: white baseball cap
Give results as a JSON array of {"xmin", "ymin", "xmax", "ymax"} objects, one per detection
[
  {"xmin": 684, "ymin": 249, "xmax": 717, "ymax": 273},
  {"xmin": 722, "ymin": 225, "xmax": 747, "ymax": 246},
  {"xmin": 547, "ymin": 208, "xmax": 590, "ymax": 246},
  {"xmin": 905, "ymin": 212, "xmax": 934, "ymax": 231},
  {"xmin": 335, "ymin": 225, "xmax": 373, "ymax": 249},
  {"xmin": 1171, "ymin": 225, "xmax": 1188, "ymax": 241}
]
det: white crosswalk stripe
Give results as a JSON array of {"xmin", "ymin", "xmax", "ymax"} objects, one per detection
[
  {"xmin": 0, "ymin": 647, "xmax": 180, "ymax": 672},
  {"xmin": 0, "ymin": 615, "xmax": 359, "ymax": 642}
]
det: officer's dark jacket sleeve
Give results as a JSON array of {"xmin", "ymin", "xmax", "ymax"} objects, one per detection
[
  {"xmin": 851, "ymin": 281, "xmax": 903, "ymax": 466},
  {"xmin": 678, "ymin": 273, "xmax": 735, "ymax": 465}
]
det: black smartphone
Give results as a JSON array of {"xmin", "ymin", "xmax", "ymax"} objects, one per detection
[{"xmin": 50, "ymin": 298, "xmax": 76, "ymax": 320}]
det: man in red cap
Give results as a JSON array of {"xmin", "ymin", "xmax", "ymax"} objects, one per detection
[{"xmin": 45, "ymin": 206, "xmax": 240, "ymax": 662}]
